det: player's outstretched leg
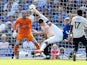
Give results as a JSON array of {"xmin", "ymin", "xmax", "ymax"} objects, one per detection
[{"xmin": 31, "ymin": 41, "xmax": 47, "ymax": 56}]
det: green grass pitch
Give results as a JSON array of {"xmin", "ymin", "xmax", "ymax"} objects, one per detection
[{"xmin": 0, "ymin": 60, "xmax": 87, "ymax": 65}]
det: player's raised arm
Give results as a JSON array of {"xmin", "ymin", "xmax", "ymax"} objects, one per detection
[
  {"xmin": 29, "ymin": 4, "xmax": 51, "ymax": 24},
  {"xmin": 32, "ymin": 9, "xmax": 51, "ymax": 24}
]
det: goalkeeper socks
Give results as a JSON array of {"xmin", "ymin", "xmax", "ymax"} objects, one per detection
[
  {"xmin": 34, "ymin": 43, "xmax": 40, "ymax": 50},
  {"xmin": 14, "ymin": 45, "xmax": 19, "ymax": 56},
  {"xmin": 33, "ymin": 42, "xmax": 47, "ymax": 54}
]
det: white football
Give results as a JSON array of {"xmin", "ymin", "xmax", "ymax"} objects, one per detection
[{"xmin": 29, "ymin": 4, "xmax": 36, "ymax": 11}]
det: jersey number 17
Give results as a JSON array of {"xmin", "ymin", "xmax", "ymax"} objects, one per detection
[{"xmin": 75, "ymin": 22, "xmax": 81, "ymax": 29}]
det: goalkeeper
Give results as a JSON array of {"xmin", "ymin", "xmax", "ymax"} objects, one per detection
[{"xmin": 12, "ymin": 10, "xmax": 40, "ymax": 59}]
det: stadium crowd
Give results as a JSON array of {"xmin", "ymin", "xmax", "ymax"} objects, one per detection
[{"xmin": 0, "ymin": 0, "xmax": 87, "ymax": 49}]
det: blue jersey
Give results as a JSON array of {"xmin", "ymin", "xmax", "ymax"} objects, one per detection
[{"xmin": 63, "ymin": 24, "xmax": 70, "ymax": 40}]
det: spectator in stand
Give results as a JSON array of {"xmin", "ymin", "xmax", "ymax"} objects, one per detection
[
  {"xmin": 54, "ymin": 0, "xmax": 59, "ymax": 3},
  {"xmin": 8, "ymin": 16, "xmax": 15, "ymax": 23},
  {"xmin": 66, "ymin": 0, "xmax": 75, "ymax": 13},
  {"xmin": 32, "ymin": 15, "xmax": 41, "ymax": 31},
  {"xmin": 3, "ymin": 0, "xmax": 18, "ymax": 12},
  {"xmin": 0, "ymin": 34, "xmax": 10, "ymax": 48},
  {"xmin": 53, "ymin": 6, "xmax": 58, "ymax": 23},
  {"xmin": 18, "ymin": 0, "xmax": 29, "ymax": 10},
  {"xmin": 5, "ymin": 21, "xmax": 13, "ymax": 33},
  {"xmin": 26, "ymin": 0, "xmax": 32, "ymax": 5},
  {"xmin": 53, "ymin": 7, "xmax": 67, "ymax": 24},
  {"xmin": 62, "ymin": 8, "xmax": 67, "ymax": 21},
  {"xmin": 18, "ymin": 5, "xmax": 22, "ymax": 12},
  {"xmin": 43, "ymin": 8, "xmax": 50, "ymax": 17},
  {"xmin": 38, "ymin": 0, "xmax": 46, "ymax": 7},
  {"xmin": 59, "ymin": 7, "xmax": 67, "ymax": 22},
  {"xmin": 0, "ymin": 10, "xmax": 8, "ymax": 22},
  {"xmin": 53, "ymin": 0, "xmax": 60, "ymax": 8},
  {"xmin": 36, "ymin": 0, "xmax": 46, "ymax": 11},
  {"xmin": 45, "ymin": 0, "xmax": 53, "ymax": 14},
  {"xmin": 51, "ymin": 44, "xmax": 60, "ymax": 59},
  {"xmin": 72, "ymin": 9, "xmax": 77, "ymax": 15},
  {"xmin": 80, "ymin": 0, "xmax": 87, "ymax": 11},
  {"xmin": 7, "ymin": 3, "xmax": 15, "ymax": 17},
  {"xmin": 58, "ymin": 15, "xmax": 62, "ymax": 24},
  {"xmin": 73, "ymin": 0, "xmax": 82, "ymax": 7},
  {"xmin": 2, "ymin": 0, "xmax": 7, "ymax": 4},
  {"xmin": 0, "ymin": 19, "xmax": 6, "ymax": 32},
  {"xmin": 0, "ymin": 0, "xmax": 4, "ymax": 15},
  {"xmin": 13, "ymin": 11, "xmax": 19, "ymax": 20},
  {"xmin": 60, "ymin": 0, "xmax": 68, "ymax": 7},
  {"xmin": 17, "ymin": 5, "xmax": 22, "ymax": 17},
  {"xmin": 7, "ymin": 16, "xmax": 15, "ymax": 26}
]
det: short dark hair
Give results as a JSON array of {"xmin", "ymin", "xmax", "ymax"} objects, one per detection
[
  {"xmin": 38, "ymin": 18, "xmax": 44, "ymax": 24},
  {"xmin": 77, "ymin": 9, "xmax": 82, "ymax": 16}
]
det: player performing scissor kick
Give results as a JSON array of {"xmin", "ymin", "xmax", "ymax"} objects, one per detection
[{"xmin": 30, "ymin": 8, "xmax": 63, "ymax": 55}]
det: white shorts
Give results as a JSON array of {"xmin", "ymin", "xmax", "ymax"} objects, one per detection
[{"xmin": 44, "ymin": 24, "xmax": 63, "ymax": 44}]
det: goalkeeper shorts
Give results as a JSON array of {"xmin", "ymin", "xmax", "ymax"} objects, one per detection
[{"xmin": 16, "ymin": 33, "xmax": 34, "ymax": 41}]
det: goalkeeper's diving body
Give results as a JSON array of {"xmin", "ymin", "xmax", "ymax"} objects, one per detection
[
  {"xmin": 12, "ymin": 10, "xmax": 40, "ymax": 59},
  {"xmin": 31, "ymin": 9, "xmax": 63, "ymax": 55}
]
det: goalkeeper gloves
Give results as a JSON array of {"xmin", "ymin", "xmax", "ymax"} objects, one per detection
[{"xmin": 13, "ymin": 30, "xmax": 17, "ymax": 38}]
